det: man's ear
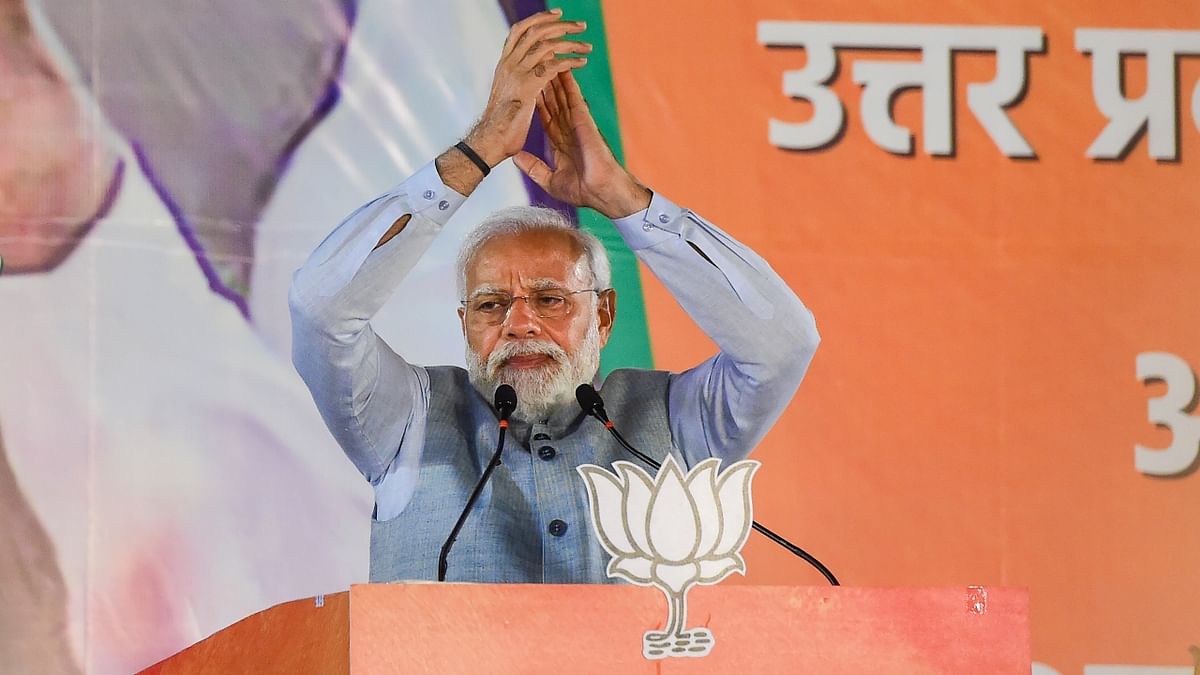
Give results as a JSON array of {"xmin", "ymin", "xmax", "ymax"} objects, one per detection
[
  {"xmin": 458, "ymin": 307, "xmax": 467, "ymax": 338},
  {"xmin": 597, "ymin": 288, "xmax": 616, "ymax": 347}
]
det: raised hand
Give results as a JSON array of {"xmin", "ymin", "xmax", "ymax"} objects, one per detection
[
  {"xmin": 514, "ymin": 71, "xmax": 651, "ymax": 219},
  {"xmin": 467, "ymin": 9, "xmax": 591, "ymax": 167}
]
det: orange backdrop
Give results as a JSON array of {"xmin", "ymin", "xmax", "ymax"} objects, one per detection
[{"xmin": 604, "ymin": 1, "xmax": 1200, "ymax": 672}]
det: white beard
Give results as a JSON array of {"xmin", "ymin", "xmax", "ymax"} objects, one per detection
[{"xmin": 466, "ymin": 319, "xmax": 601, "ymax": 422}]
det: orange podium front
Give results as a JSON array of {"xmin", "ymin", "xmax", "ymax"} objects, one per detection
[{"xmin": 143, "ymin": 584, "xmax": 1029, "ymax": 673}]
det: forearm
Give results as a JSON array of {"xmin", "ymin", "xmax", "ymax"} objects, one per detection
[
  {"xmin": 289, "ymin": 158, "xmax": 464, "ymax": 477},
  {"xmin": 289, "ymin": 156, "xmax": 469, "ymax": 325},
  {"xmin": 617, "ymin": 193, "xmax": 818, "ymax": 372},
  {"xmin": 613, "ymin": 193, "xmax": 819, "ymax": 461}
]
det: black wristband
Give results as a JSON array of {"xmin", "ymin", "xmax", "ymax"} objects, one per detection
[{"xmin": 455, "ymin": 141, "xmax": 491, "ymax": 177}]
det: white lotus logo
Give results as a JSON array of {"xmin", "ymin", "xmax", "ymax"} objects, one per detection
[{"xmin": 577, "ymin": 455, "xmax": 759, "ymax": 659}]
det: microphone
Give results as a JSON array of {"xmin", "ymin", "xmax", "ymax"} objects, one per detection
[
  {"xmin": 576, "ymin": 384, "xmax": 660, "ymax": 469},
  {"xmin": 575, "ymin": 383, "xmax": 607, "ymax": 422},
  {"xmin": 494, "ymin": 383, "xmax": 517, "ymax": 421},
  {"xmin": 575, "ymin": 384, "xmax": 840, "ymax": 586},
  {"xmin": 438, "ymin": 384, "xmax": 517, "ymax": 581}
]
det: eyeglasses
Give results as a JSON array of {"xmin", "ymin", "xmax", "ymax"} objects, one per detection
[{"xmin": 461, "ymin": 288, "xmax": 603, "ymax": 325}]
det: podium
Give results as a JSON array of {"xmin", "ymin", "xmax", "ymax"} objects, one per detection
[{"xmin": 140, "ymin": 584, "xmax": 1029, "ymax": 673}]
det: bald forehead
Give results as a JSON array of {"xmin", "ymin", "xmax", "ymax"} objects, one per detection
[
  {"xmin": 465, "ymin": 228, "xmax": 590, "ymax": 292},
  {"xmin": 475, "ymin": 228, "xmax": 584, "ymax": 258}
]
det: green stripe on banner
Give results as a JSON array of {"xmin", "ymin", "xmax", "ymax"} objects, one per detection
[{"xmin": 550, "ymin": 0, "xmax": 653, "ymax": 374}]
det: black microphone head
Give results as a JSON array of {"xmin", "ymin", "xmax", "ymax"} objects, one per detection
[
  {"xmin": 494, "ymin": 384, "xmax": 517, "ymax": 421},
  {"xmin": 575, "ymin": 383, "xmax": 608, "ymax": 422}
]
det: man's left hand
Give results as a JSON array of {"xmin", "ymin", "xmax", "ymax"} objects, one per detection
[{"xmin": 514, "ymin": 72, "xmax": 651, "ymax": 219}]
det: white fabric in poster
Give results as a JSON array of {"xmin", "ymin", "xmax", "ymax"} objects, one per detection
[{"xmin": 0, "ymin": 1, "xmax": 530, "ymax": 672}]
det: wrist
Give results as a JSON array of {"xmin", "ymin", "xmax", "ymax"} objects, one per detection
[
  {"xmin": 464, "ymin": 121, "xmax": 508, "ymax": 168},
  {"xmin": 595, "ymin": 178, "xmax": 652, "ymax": 219},
  {"xmin": 464, "ymin": 138, "xmax": 506, "ymax": 169},
  {"xmin": 435, "ymin": 146, "xmax": 484, "ymax": 197},
  {"xmin": 454, "ymin": 141, "xmax": 491, "ymax": 177}
]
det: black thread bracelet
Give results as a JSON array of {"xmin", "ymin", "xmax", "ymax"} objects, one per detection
[{"xmin": 455, "ymin": 141, "xmax": 491, "ymax": 177}]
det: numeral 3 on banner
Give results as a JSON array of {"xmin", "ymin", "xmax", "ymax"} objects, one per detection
[{"xmin": 1136, "ymin": 352, "xmax": 1200, "ymax": 476}]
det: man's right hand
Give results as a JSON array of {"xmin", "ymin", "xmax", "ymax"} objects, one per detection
[
  {"xmin": 434, "ymin": 9, "xmax": 590, "ymax": 197},
  {"xmin": 467, "ymin": 9, "xmax": 591, "ymax": 167}
]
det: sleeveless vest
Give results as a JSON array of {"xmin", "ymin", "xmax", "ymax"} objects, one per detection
[{"xmin": 369, "ymin": 367, "xmax": 681, "ymax": 583}]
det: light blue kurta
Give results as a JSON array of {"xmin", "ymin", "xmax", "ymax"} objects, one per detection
[{"xmin": 289, "ymin": 160, "xmax": 819, "ymax": 582}]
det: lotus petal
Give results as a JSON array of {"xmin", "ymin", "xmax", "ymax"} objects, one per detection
[
  {"xmin": 615, "ymin": 461, "xmax": 656, "ymax": 557},
  {"xmin": 607, "ymin": 556, "xmax": 654, "ymax": 585},
  {"xmin": 713, "ymin": 460, "xmax": 760, "ymax": 556},
  {"xmin": 697, "ymin": 554, "xmax": 746, "ymax": 585},
  {"xmin": 646, "ymin": 456, "xmax": 699, "ymax": 562},
  {"xmin": 652, "ymin": 561, "xmax": 700, "ymax": 594},
  {"xmin": 577, "ymin": 465, "xmax": 637, "ymax": 557},
  {"xmin": 686, "ymin": 458, "xmax": 723, "ymax": 557}
]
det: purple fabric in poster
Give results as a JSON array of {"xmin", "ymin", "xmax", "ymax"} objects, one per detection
[{"xmin": 37, "ymin": 0, "xmax": 357, "ymax": 317}]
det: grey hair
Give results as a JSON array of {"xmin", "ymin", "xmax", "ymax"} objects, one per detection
[{"xmin": 455, "ymin": 205, "xmax": 612, "ymax": 299}]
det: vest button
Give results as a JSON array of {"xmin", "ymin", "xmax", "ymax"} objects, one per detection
[
  {"xmin": 537, "ymin": 445, "xmax": 557, "ymax": 461},
  {"xmin": 533, "ymin": 433, "xmax": 551, "ymax": 441},
  {"xmin": 548, "ymin": 519, "xmax": 568, "ymax": 537}
]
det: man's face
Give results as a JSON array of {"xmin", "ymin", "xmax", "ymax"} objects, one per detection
[{"xmin": 460, "ymin": 229, "xmax": 615, "ymax": 420}]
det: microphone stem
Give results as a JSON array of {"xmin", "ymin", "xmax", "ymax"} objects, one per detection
[
  {"xmin": 438, "ymin": 422, "xmax": 508, "ymax": 582},
  {"xmin": 606, "ymin": 425, "xmax": 660, "ymax": 470},
  {"xmin": 749, "ymin": 520, "xmax": 839, "ymax": 586},
  {"xmin": 604, "ymin": 421, "xmax": 840, "ymax": 586}
]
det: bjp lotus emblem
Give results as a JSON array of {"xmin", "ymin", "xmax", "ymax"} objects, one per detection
[{"xmin": 577, "ymin": 455, "xmax": 759, "ymax": 660}]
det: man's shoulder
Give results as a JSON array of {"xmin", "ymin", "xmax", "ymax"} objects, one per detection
[
  {"xmin": 597, "ymin": 368, "xmax": 674, "ymax": 438},
  {"xmin": 423, "ymin": 364, "xmax": 470, "ymax": 388},
  {"xmin": 600, "ymin": 367, "xmax": 670, "ymax": 384},
  {"xmin": 425, "ymin": 364, "xmax": 469, "ymax": 376},
  {"xmin": 598, "ymin": 367, "xmax": 672, "ymax": 402}
]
